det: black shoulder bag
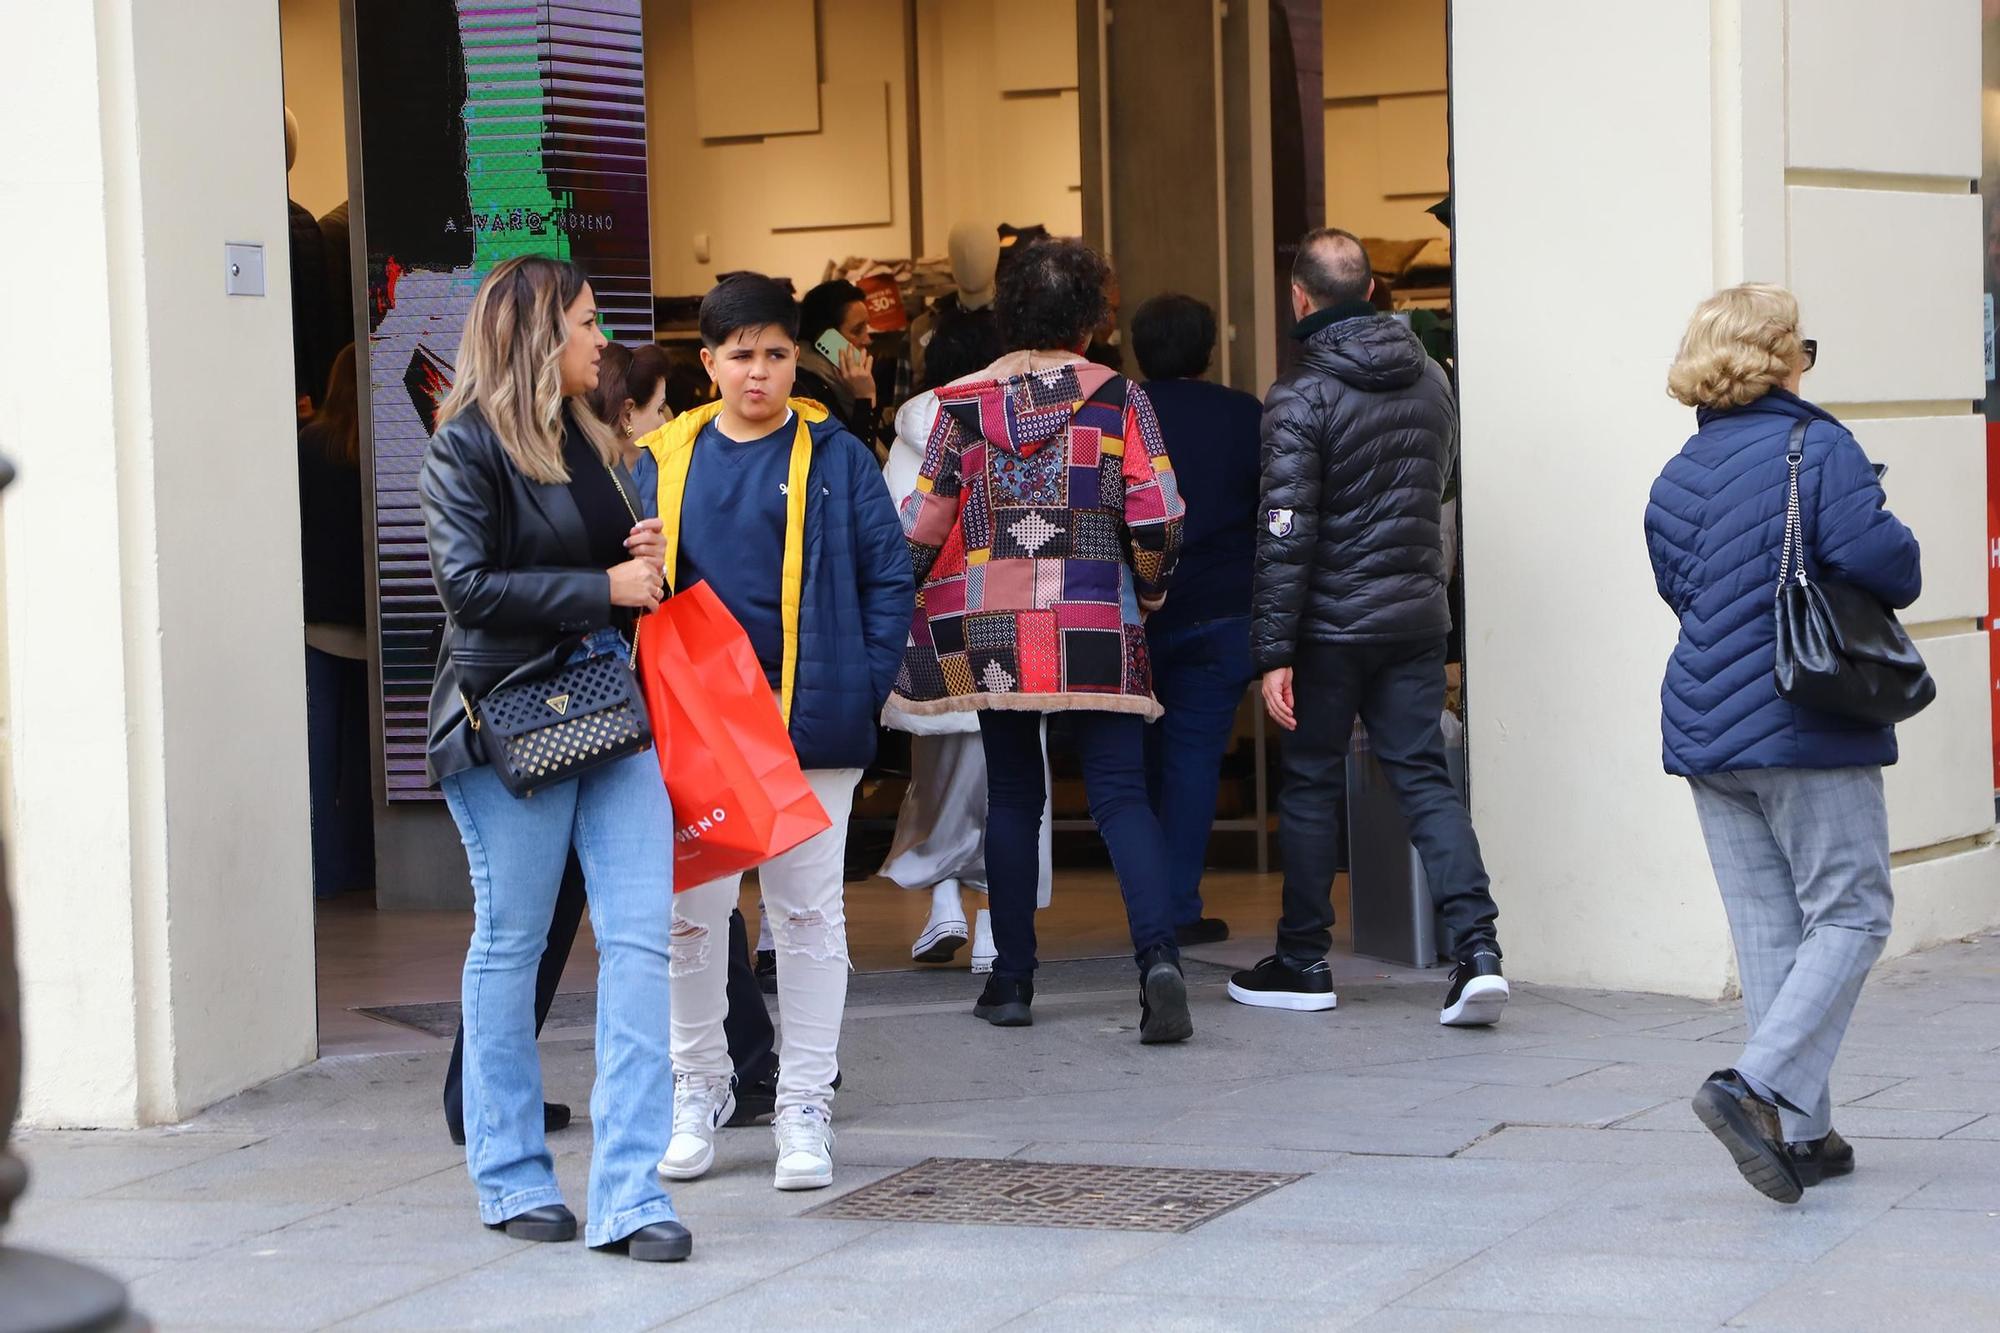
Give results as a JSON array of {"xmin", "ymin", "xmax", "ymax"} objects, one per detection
[
  {"xmin": 1772, "ymin": 419, "xmax": 1935, "ymax": 725},
  {"xmin": 462, "ymin": 458, "xmax": 654, "ymax": 797}
]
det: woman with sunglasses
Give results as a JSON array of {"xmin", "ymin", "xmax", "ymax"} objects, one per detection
[{"xmin": 1644, "ymin": 284, "xmax": 1920, "ymax": 1204}]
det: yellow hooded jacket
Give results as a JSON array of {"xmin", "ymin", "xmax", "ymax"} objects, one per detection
[{"xmin": 637, "ymin": 399, "xmax": 827, "ymax": 724}]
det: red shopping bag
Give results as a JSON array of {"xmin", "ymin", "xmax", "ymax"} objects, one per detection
[{"xmin": 636, "ymin": 582, "xmax": 831, "ymax": 889}]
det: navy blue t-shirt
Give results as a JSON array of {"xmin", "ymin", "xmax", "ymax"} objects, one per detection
[
  {"xmin": 677, "ymin": 413, "xmax": 794, "ymax": 687},
  {"xmin": 1140, "ymin": 378, "xmax": 1264, "ymax": 634}
]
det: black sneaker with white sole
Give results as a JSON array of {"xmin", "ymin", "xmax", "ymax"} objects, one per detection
[
  {"xmin": 1227, "ymin": 955, "xmax": 1337, "ymax": 1011},
  {"xmin": 1439, "ymin": 950, "xmax": 1509, "ymax": 1026}
]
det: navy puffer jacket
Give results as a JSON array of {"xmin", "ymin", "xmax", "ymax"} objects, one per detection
[{"xmin": 1644, "ymin": 390, "xmax": 1921, "ymax": 777}]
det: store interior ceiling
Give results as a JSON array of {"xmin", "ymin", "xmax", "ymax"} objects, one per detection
[{"xmin": 279, "ymin": 0, "xmax": 1453, "ymax": 331}]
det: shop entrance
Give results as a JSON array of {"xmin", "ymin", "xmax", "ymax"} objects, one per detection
[{"xmin": 282, "ymin": 0, "xmax": 1458, "ymax": 1057}]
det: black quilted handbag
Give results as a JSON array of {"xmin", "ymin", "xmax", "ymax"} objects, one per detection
[
  {"xmin": 466, "ymin": 641, "xmax": 652, "ymax": 797},
  {"xmin": 460, "ymin": 457, "xmax": 654, "ymax": 797},
  {"xmin": 1772, "ymin": 420, "xmax": 1935, "ymax": 726}
]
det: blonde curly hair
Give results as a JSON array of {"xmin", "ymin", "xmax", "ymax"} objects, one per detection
[{"xmin": 1666, "ymin": 283, "xmax": 1803, "ymax": 409}]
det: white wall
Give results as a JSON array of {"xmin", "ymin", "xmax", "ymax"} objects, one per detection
[
  {"xmin": 1452, "ymin": 0, "xmax": 1997, "ymax": 997},
  {"xmin": 916, "ymin": 0, "xmax": 1083, "ymax": 256},
  {"xmin": 1321, "ymin": 0, "xmax": 1449, "ymax": 243},
  {"xmin": 645, "ymin": 0, "xmax": 917, "ymax": 294},
  {"xmin": 1779, "ymin": 0, "xmax": 1998, "ymax": 953},
  {"xmin": 279, "ymin": 0, "xmax": 349, "ymax": 217},
  {"xmin": 1452, "ymin": 2, "xmax": 1731, "ymax": 996},
  {"xmin": 0, "ymin": 0, "xmax": 315, "ymax": 1125}
]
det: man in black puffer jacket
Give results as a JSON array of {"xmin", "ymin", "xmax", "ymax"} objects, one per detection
[{"xmin": 1233, "ymin": 227, "xmax": 1506, "ymax": 1028}]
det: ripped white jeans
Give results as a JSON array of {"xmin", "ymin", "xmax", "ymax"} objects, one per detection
[{"xmin": 669, "ymin": 768, "xmax": 860, "ymax": 1115}]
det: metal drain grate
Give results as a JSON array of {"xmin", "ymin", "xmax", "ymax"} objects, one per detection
[{"xmin": 806, "ymin": 1157, "xmax": 1301, "ymax": 1233}]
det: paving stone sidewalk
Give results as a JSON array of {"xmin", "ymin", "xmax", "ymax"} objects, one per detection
[{"xmin": 11, "ymin": 934, "xmax": 1998, "ymax": 1331}]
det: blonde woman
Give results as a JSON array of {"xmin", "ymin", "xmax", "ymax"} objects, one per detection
[
  {"xmin": 421, "ymin": 256, "xmax": 689, "ymax": 1260},
  {"xmin": 1645, "ymin": 284, "xmax": 1921, "ymax": 1204}
]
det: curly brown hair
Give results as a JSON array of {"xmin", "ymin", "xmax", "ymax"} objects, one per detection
[{"xmin": 996, "ymin": 238, "xmax": 1111, "ymax": 354}]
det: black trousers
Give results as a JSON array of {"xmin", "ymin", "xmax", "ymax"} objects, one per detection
[
  {"xmin": 443, "ymin": 855, "xmax": 775, "ymax": 1139},
  {"xmin": 1275, "ymin": 637, "xmax": 1499, "ymax": 966}
]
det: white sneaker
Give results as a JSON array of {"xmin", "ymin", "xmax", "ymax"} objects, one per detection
[
  {"xmin": 969, "ymin": 909, "xmax": 996, "ymax": 975},
  {"xmin": 911, "ymin": 879, "xmax": 969, "ymax": 963},
  {"xmin": 772, "ymin": 1105, "xmax": 834, "ymax": 1191},
  {"xmin": 658, "ymin": 1073, "xmax": 735, "ymax": 1181}
]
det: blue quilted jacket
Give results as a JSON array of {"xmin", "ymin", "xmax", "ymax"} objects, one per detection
[{"xmin": 1643, "ymin": 390, "xmax": 1921, "ymax": 777}]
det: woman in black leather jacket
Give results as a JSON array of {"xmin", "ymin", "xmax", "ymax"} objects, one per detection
[{"xmin": 420, "ymin": 256, "xmax": 688, "ymax": 1261}]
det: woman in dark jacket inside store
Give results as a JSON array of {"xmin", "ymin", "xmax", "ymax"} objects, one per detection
[
  {"xmin": 793, "ymin": 279, "xmax": 886, "ymax": 454},
  {"xmin": 297, "ymin": 342, "xmax": 375, "ymax": 899},
  {"xmin": 420, "ymin": 255, "xmax": 689, "ymax": 1261},
  {"xmin": 1644, "ymin": 282, "xmax": 1921, "ymax": 1206}
]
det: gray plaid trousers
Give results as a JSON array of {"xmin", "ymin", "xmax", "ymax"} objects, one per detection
[{"xmin": 1688, "ymin": 765, "xmax": 1894, "ymax": 1141}]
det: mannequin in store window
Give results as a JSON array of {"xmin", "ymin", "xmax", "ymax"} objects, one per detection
[
  {"xmin": 793, "ymin": 279, "xmax": 886, "ymax": 456},
  {"xmin": 911, "ymin": 222, "xmax": 1004, "ymax": 393}
]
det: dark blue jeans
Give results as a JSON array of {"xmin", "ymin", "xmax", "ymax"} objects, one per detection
[
  {"xmin": 1275, "ymin": 637, "xmax": 1498, "ymax": 965},
  {"xmin": 1144, "ymin": 616, "xmax": 1255, "ymax": 926},
  {"xmin": 304, "ymin": 646, "xmax": 375, "ymax": 898},
  {"xmin": 980, "ymin": 710, "xmax": 1177, "ymax": 979}
]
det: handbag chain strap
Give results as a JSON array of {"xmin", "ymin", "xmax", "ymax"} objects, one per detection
[
  {"xmin": 1776, "ymin": 420, "xmax": 1810, "ymax": 593},
  {"xmin": 458, "ymin": 448, "xmax": 651, "ymax": 732},
  {"xmin": 601, "ymin": 453, "xmax": 644, "ymax": 671}
]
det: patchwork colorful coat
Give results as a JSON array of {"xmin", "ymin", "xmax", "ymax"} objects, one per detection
[{"xmin": 890, "ymin": 354, "xmax": 1184, "ymax": 720}]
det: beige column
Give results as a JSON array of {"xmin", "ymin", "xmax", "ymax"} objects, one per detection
[
  {"xmin": 1450, "ymin": 0, "xmax": 1997, "ymax": 997},
  {"xmin": 0, "ymin": 0, "xmax": 316, "ymax": 1126}
]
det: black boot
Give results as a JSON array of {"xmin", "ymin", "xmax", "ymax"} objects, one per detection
[
  {"xmin": 1787, "ymin": 1129, "xmax": 1855, "ymax": 1186},
  {"xmin": 486, "ymin": 1204, "xmax": 577, "ymax": 1242},
  {"xmin": 973, "ymin": 975, "xmax": 1034, "ymax": 1027},
  {"xmin": 595, "ymin": 1220, "xmax": 693, "ymax": 1262},
  {"xmin": 1137, "ymin": 946, "xmax": 1192, "ymax": 1045}
]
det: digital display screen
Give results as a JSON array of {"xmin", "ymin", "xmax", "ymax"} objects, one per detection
[{"xmin": 354, "ymin": 0, "xmax": 653, "ymax": 797}]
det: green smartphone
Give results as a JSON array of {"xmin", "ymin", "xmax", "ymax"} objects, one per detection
[{"xmin": 814, "ymin": 328, "xmax": 850, "ymax": 363}]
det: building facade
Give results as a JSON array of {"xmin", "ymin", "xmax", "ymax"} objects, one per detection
[{"xmin": 0, "ymin": 0, "xmax": 1992, "ymax": 1128}]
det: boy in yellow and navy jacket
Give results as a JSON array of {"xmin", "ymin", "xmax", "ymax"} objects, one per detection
[{"xmin": 639, "ymin": 274, "xmax": 912, "ymax": 1195}]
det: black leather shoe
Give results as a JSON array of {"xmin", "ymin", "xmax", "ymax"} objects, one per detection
[
  {"xmin": 1693, "ymin": 1070, "xmax": 1803, "ymax": 1204},
  {"xmin": 486, "ymin": 1204, "xmax": 577, "ymax": 1242},
  {"xmin": 1137, "ymin": 947, "xmax": 1193, "ymax": 1045},
  {"xmin": 450, "ymin": 1101, "xmax": 572, "ymax": 1148},
  {"xmin": 1174, "ymin": 917, "xmax": 1231, "ymax": 946},
  {"xmin": 1788, "ymin": 1129, "xmax": 1855, "ymax": 1187},
  {"xmin": 596, "ymin": 1220, "xmax": 693, "ymax": 1262},
  {"xmin": 973, "ymin": 975, "xmax": 1034, "ymax": 1027}
]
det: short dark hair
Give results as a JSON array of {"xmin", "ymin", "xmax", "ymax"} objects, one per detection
[
  {"xmin": 800, "ymin": 279, "xmax": 867, "ymax": 343},
  {"xmin": 1292, "ymin": 228, "xmax": 1373, "ymax": 308},
  {"xmin": 995, "ymin": 238, "xmax": 1111, "ymax": 354},
  {"xmin": 1131, "ymin": 293, "xmax": 1217, "ymax": 380},
  {"xmin": 698, "ymin": 272, "xmax": 800, "ymax": 349}
]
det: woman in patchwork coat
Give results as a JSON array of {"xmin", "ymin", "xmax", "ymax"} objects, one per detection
[{"xmin": 889, "ymin": 238, "xmax": 1192, "ymax": 1045}]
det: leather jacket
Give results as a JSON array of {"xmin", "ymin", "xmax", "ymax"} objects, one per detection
[{"xmin": 421, "ymin": 403, "xmax": 617, "ymax": 785}]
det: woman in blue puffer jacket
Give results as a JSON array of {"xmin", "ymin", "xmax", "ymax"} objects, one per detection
[{"xmin": 1645, "ymin": 283, "xmax": 1921, "ymax": 1206}]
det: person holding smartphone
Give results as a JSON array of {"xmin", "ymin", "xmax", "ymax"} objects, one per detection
[{"xmin": 794, "ymin": 279, "xmax": 887, "ymax": 455}]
